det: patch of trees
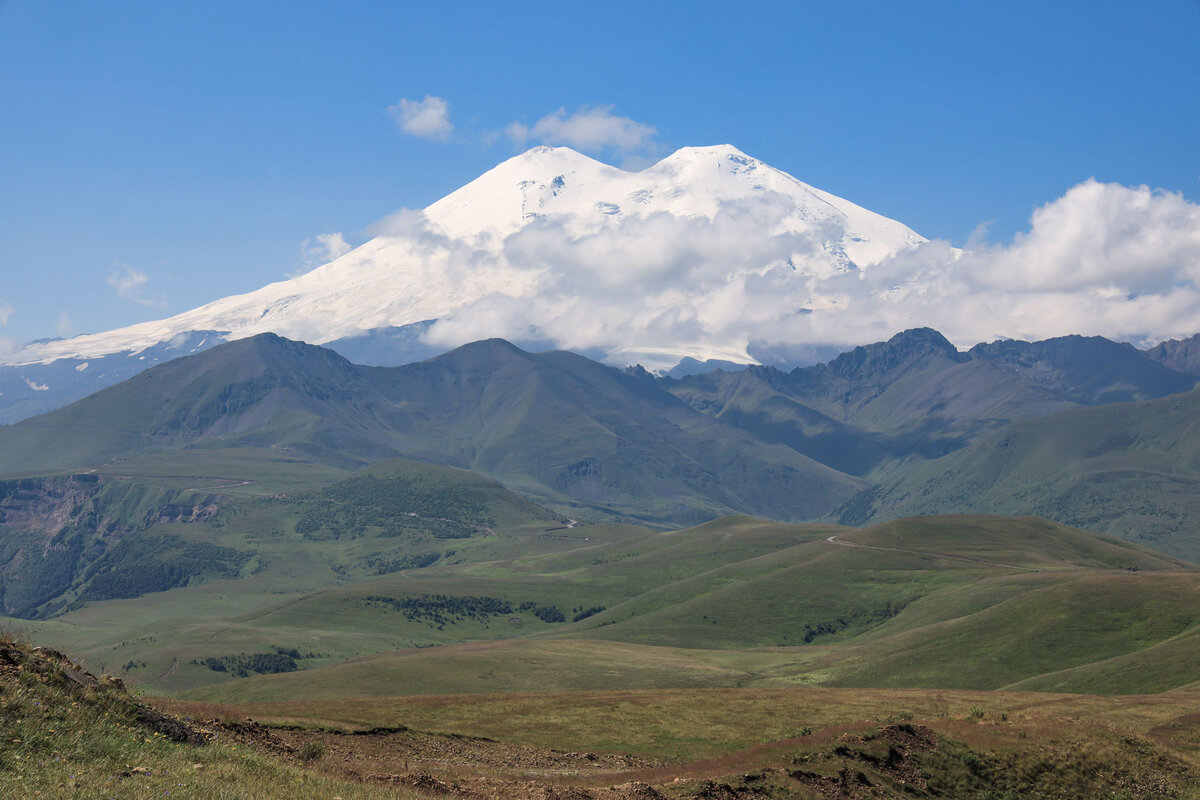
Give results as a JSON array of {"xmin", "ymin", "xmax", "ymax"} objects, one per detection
[
  {"xmin": 519, "ymin": 601, "xmax": 565, "ymax": 623},
  {"xmin": 79, "ymin": 534, "xmax": 252, "ymax": 602},
  {"xmin": 360, "ymin": 594, "xmax": 515, "ymax": 627},
  {"xmin": 192, "ymin": 646, "xmax": 316, "ymax": 678},
  {"xmin": 571, "ymin": 605, "xmax": 606, "ymax": 622},
  {"xmin": 294, "ymin": 473, "xmax": 494, "ymax": 540},
  {"xmin": 357, "ymin": 594, "xmax": 573, "ymax": 627},
  {"xmin": 367, "ymin": 552, "xmax": 440, "ymax": 575},
  {"xmin": 801, "ymin": 603, "xmax": 908, "ymax": 643}
]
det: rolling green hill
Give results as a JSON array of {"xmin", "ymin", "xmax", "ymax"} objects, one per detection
[{"xmin": 8, "ymin": 498, "xmax": 1198, "ymax": 700}]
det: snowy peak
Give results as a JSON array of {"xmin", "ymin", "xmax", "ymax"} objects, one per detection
[
  {"xmin": 425, "ymin": 144, "xmax": 925, "ymax": 266},
  {"xmin": 4, "ymin": 144, "xmax": 929, "ymax": 373},
  {"xmin": 424, "ymin": 145, "xmax": 623, "ymax": 240}
]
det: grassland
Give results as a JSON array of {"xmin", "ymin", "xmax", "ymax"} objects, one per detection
[
  {"xmin": 6, "ymin": 452, "xmax": 1200, "ymax": 797},
  {"xmin": 6, "ymin": 478, "xmax": 1197, "ymax": 702},
  {"xmin": 9, "ymin": 627, "xmax": 1200, "ymax": 800}
]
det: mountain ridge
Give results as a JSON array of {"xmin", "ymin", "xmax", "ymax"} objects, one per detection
[{"xmin": 0, "ymin": 333, "xmax": 867, "ymax": 525}]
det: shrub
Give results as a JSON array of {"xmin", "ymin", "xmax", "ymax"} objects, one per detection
[{"xmin": 297, "ymin": 742, "xmax": 324, "ymax": 762}]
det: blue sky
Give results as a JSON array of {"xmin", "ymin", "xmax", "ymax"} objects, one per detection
[{"xmin": 1, "ymin": 0, "xmax": 1198, "ymax": 349}]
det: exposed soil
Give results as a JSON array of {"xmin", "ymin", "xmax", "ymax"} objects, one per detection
[{"xmin": 214, "ymin": 718, "xmax": 673, "ymax": 799}]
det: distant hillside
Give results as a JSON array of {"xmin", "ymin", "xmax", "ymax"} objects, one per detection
[
  {"xmin": 667, "ymin": 328, "xmax": 1195, "ymax": 478},
  {"xmin": 0, "ymin": 456, "xmax": 558, "ymax": 619},
  {"xmin": 834, "ymin": 389, "xmax": 1200, "ymax": 560}
]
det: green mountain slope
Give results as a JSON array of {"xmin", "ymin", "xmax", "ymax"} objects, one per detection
[
  {"xmin": 668, "ymin": 329, "xmax": 1083, "ymax": 477},
  {"xmin": 0, "ymin": 335, "xmax": 866, "ymax": 526},
  {"xmin": 836, "ymin": 389, "xmax": 1200, "ymax": 559},
  {"xmin": 0, "ymin": 454, "xmax": 560, "ymax": 619},
  {"xmin": 669, "ymin": 329, "xmax": 1198, "ymax": 483}
]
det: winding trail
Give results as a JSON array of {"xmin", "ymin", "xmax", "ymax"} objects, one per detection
[
  {"xmin": 147, "ymin": 657, "xmax": 179, "ymax": 686},
  {"xmin": 823, "ymin": 534, "xmax": 1040, "ymax": 572}
]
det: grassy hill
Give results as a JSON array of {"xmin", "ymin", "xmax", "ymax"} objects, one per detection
[
  {"xmin": 8, "ymin": 497, "xmax": 1198, "ymax": 701},
  {"xmin": 0, "ymin": 633, "xmax": 412, "ymax": 799}
]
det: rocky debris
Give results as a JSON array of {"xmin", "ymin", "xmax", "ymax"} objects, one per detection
[
  {"xmin": 216, "ymin": 719, "xmax": 295, "ymax": 755},
  {"xmin": 367, "ymin": 771, "xmax": 471, "ymax": 796},
  {"xmin": 603, "ymin": 782, "xmax": 662, "ymax": 800},
  {"xmin": 1, "ymin": 641, "xmax": 212, "ymax": 745},
  {"xmin": 788, "ymin": 723, "xmax": 939, "ymax": 798},
  {"xmin": 261, "ymin": 725, "xmax": 659, "ymax": 774},
  {"xmin": 136, "ymin": 705, "xmax": 212, "ymax": 745},
  {"xmin": 689, "ymin": 780, "xmax": 770, "ymax": 800}
]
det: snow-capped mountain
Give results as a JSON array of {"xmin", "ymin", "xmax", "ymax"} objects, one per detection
[
  {"xmin": 0, "ymin": 145, "xmax": 927, "ymax": 421},
  {"xmin": 7, "ymin": 145, "xmax": 924, "ymax": 366}
]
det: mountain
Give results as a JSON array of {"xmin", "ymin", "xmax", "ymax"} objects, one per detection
[
  {"xmin": 1145, "ymin": 332, "xmax": 1200, "ymax": 376},
  {"xmin": 0, "ymin": 144, "xmax": 927, "ymax": 422},
  {"xmin": 835, "ymin": 388, "xmax": 1200, "ymax": 560},
  {"xmin": 969, "ymin": 334, "xmax": 1196, "ymax": 405},
  {"xmin": 666, "ymin": 328, "xmax": 1196, "ymax": 478},
  {"xmin": 0, "ymin": 334, "xmax": 865, "ymax": 525},
  {"xmin": 5, "ymin": 145, "xmax": 924, "ymax": 367}
]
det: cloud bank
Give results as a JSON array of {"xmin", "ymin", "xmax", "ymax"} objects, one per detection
[
  {"xmin": 389, "ymin": 95, "xmax": 453, "ymax": 140},
  {"xmin": 411, "ymin": 179, "xmax": 1200, "ymax": 367}
]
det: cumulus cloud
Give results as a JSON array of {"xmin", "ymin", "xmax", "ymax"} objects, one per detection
[
  {"xmin": 389, "ymin": 95, "xmax": 453, "ymax": 140},
  {"xmin": 506, "ymin": 106, "xmax": 657, "ymax": 154},
  {"xmin": 295, "ymin": 232, "xmax": 352, "ymax": 275},
  {"xmin": 408, "ymin": 178, "xmax": 1200, "ymax": 368},
  {"xmin": 419, "ymin": 193, "xmax": 844, "ymax": 367},
  {"xmin": 107, "ymin": 264, "xmax": 165, "ymax": 308}
]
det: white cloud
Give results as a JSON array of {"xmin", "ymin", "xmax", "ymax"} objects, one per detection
[
  {"xmin": 0, "ymin": 301, "xmax": 11, "ymax": 326},
  {"xmin": 410, "ymin": 178, "xmax": 1200, "ymax": 367},
  {"xmin": 972, "ymin": 179, "xmax": 1200, "ymax": 295},
  {"xmin": 506, "ymin": 106, "xmax": 657, "ymax": 154},
  {"xmin": 56, "ymin": 311, "xmax": 72, "ymax": 338},
  {"xmin": 107, "ymin": 264, "xmax": 165, "ymax": 308},
  {"xmin": 389, "ymin": 95, "xmax": 453, "ymax": 140},
  {"xmin": 295, "ymin": 232, "xmax": 352, "ymax": 275}
]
